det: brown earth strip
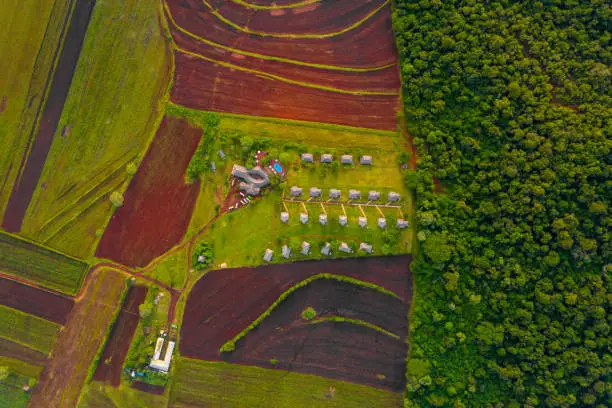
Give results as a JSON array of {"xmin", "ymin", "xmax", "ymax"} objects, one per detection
[
  {"xmin": 0, "ymin": 276, "xmax": 74, "ymax": 325},
  {"xmin": 171, "ymin": 53, "xmax": 399, "ymax": 130},
  {"xmin": 180, "ymin": 255, "xmax": 411, "ymax": 359},
  {"xmin": 95, "ymin": 116, "xmax": 202, "ymax": 267},
  {"xmin": 132, "ymin": 381, "xmax": 166, "ymax": 395},
  {"xmin": 27, "ymin": 268, "xmax": 126, "ymax": 408},
  {"xmin": 0, "ymin": 337, "xmax": 47, "ymax": 367},
  {"xmin": 93, "ymin": 285, "xmax": 148, "ymax": 386},
  {"xmin": 2, "ymin": 0, "xmax": 98, "ymax": 232},
  {"xmin": 167, "ymin": 0, "xmax": 398, "ymax": 67}
]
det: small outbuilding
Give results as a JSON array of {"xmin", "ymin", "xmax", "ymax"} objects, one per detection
[
  {"xmin": 319, "ymin": 213, "xmax": 328, "ymax": 225},
  {"xmin": 290, "ymin": 186, "xmax": 303, "ymax": 197},
  {"xmin": 263, "ymin": 248, "xmax": 274, "ymax": 262},
  {"xmin": 397, "ymin": 219, "xmax": 410, "ymax": 229},
  {"xmin": 368, "ymin": 191, "xmax": 381, "ymax": 201},
  {"xmin": 358, "ymin": 216, "xmax": 367, "ymax": 228},
  {"xmin": 310, "ymin": 187, "xmax": 322, "ymax": 198},
  {"xmin": 321, "ymin": 242, "xmax": 332, "ymax": 256},
  {"xmin": 359, "ymin": 242, "xmax": 373, "ymax": 254},
  {"xmin": 329, "ymin": 189, "xmax": 341, "ymax": 200},
  {"xmin": 339, "ymin": 242, "xmax": 352, "ymax": 253},
  {"xmin": 360, "ymin": 155, "xmax": 372, "ymax": 165},
  {"xmin": 378, "ymin": 217, "xmax": 387, "ymax": 229},
  {"xmin": 301, "ymin": 153, "xmax": 313, "ymax": 163},
  {"xmin": 300, "ymin": 213, "xmax": 309, "ymax": 224},
  {"xmin": 282, "ymin": 245, "xmax": 291, "ymax": 259},
  {"xmin": 340, "ymin": 155, "xmax": 353, "ymax": 165},
  {"xmin": 211, "ymin": 161, "xmax": 216, "ymax": 173},
  {"xmin": 218, "ymin": 150, "xmax": 226, "ymax": 160},
  {"xmin": 280, "ymin": 212, "xmax": 289, "ymax": 223},
  {"xmin": 320, "ymin": 154, "xmax": 333, "ymax": 163},
  {"xmin": 388, "ymin": 192, "xmax": 401, "ymax": 202},
  {"xmin": 339, "ymin": 215, "xmax": 348, "ymax": 226},
  {"xmin": 348, "ymin": 189, "xmax": 361, "ymax": 200},
  {"xmin": 301, "ymin": 241, "xmax": 311, "ymax": 255}
]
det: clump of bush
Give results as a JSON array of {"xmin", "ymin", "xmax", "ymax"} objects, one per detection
[
  {"xmin": 192, "ymin": 242, "xmax": 214, "ymax": 270},
  {"xmin": 301, "ymin": 306, "xmax": 317, "ymax": 320}
]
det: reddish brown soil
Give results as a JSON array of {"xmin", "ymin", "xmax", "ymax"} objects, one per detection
[
  {"xmin": 205, "ymin": 0, "xmax": 386, "ymax": 35},
  {"xmin": 180, "ymin": 256, "xmax": 411, "ymax": 359},
  {"xmin": 0, "ymin": 276, "xmax": 74, "ymax": 325},
  {"xmin": 168, "ymin": 0, "xmax": 397, "ymax": 67},
  {"xmin": 1, "ymin": 0, "xmax": 97, "ymax": 232},
  {"xmin": 93, "ymin": 285, "xmax": 148, "ymax": 386},
  {"xmin": 28, "ymin": 268, "xmax": 126, "ymax": 408},
  {"xmin": 0, "ymin": 337, "xmax": 47, "ymax": 367},
  {"xmin": 172, "ymin": 53, "xmax": 398, "ymax": 130},
  {"xmin": 231, "ymin": 320, "xmax": 407, "ymax": 391},
  {"xmin": 131, "ymin": 381, "xmax": 165, "ymax": 395},
  {"xmin": 96, "ymin": 116, "xmax": 202, "ymax": 267},
  {"xmin": 224, "ymin": 278, "xmax": 409, "ymax": 390},
  {"xmin": 166, "ymin": 0, "xmax": 400, "ymax": 130}
]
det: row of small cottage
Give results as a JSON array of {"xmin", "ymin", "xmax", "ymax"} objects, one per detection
[
  {"xmin": 263, "ymin": 241, "xmax": 373, "ymax": 262},
  {"xmin": 280, "ymin": 211, "xmax": 410, "ymax": 229},
  {"xmin": 301, "ymin": 153, "xmax": 372, "ymax": 165},
  {"xmin": 290, "ymin": 186, "xmax": 400, "ymax": 202}
]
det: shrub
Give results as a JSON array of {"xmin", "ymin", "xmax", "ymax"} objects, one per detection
[
  {"xmin": 192, "ymin": 242, "xmax": 214, "ymax": 270},
  {"xmin": 110, "ymin": 191, "xmax": 124, "ymax": 207},
  {"xmin": 301, "ymin": 307, "xmax": 317, "ymax": 320}
]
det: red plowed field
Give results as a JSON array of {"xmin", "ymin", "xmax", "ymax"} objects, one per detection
[
  {"xmin": 0, "ymin": 276, "xmax": 74, "ymax": 325},
  {"xmin": 93, "ymin": 285, "xmax": 147, "ymax": 386},
  {"xmin": 96, "ymin": 117, "xmax": 202, "ymax": 267},
  {"xmin": 180, "ymin": 256, "xmax": 411, "ymax": 359},
  {"xmin": 223, "ymin": 278, "xmax": 409, "ymax": 390},
  {"xmin": 166, "ymin": 0, "xmax": 401, "ymax": 130},
  {"xmin": 132, "ymin": 381, "xmax": 165, "ymax": 395},
  {"xmin": 0, "ymin": 337, "xmax": 47, "ymax": 367}
]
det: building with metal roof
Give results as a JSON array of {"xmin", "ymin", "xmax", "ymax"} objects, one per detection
[
  {"xmin": 263, "ymin": 248, "xmax": 274, "ymax": 262},
  {"xmin": 348, "ymin": 189, "xmax": 361, "ymax": 200},
  {"xmin": 360, "ymin": 155, "xmax": 372, "ymax": 165},
  {"xmin": 368, "ymin": 191, "xmax": 381, "ymax": 201},
  {"xmin": 329, "ymin": 189, "xmax": 341, "ymax": 199},
  {"xmin": 321, "ymin": 242, "xmax": 332, "ymax": 256},
  {"xmin": 300, "ymin": 213, "xmax": 309, "ymax": 224},
  {"xmin": 282, "ymin": 245, "xmax": 291, "ymax": 258},
  {"xmin": 310, "ymin": 187, "xmax": 322, "ymax": 197},
  {"xmin": 397, "ymin": 219, "xmax": 410, "ymax": 229},
  {"xmin": 301, "ymin": 241, "xmax": 311, "ymax": 255},
  {"xmin": 301, "ymin": 153, "xmax": 313, "ymax": 163},
  {"xmin": 319, "ymin": 213, "xmax": 328, "ymax": 225},
  {"xmin": 280, "ymin": 212, "xmax": 289, "ymax": 223},
  {"xmin": 358, "ymin": 216, "xmax": 367, "ymax": 228},
  {"xmin": 378, "ymin": 217, "xmax": 387, "ymax": 228},
  {"xmin": 340, "ymin": 155, "xmax": 353, "ymax": 165},
  {"xmin": 320, "ymin": 154, "xmax": 333, "ymax": 163},
  {"xmin": 359, "ymin": 242, "xmax": 373, "ymax": 253},
  {"xmin": 338, "ymin": 242, "xmax": 352, "ymax": 253},
  {"xmin": 339, "ymin": 215, "xmax": 348, "ymax": 226},
  {"xmin": 290, "ymin": 186, "xmax": 303, "ymax": 197},
  {"xmin": 388, "ymin": 192, "xmax": 401, "ymax": 202}
]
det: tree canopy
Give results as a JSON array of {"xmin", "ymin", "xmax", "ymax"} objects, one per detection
[{"xmin": 393, "ymin": 1, "xmax": 610, "ymax": 406}]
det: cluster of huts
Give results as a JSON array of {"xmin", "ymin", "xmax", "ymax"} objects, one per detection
[
  {"xmin": 301, "ymin": 153, "xmax": 372, "ymax": 166},
  {"xmin": 289, "ymin": 187, "xmax": 401, "ymax": 203},
  {"xmin": 280, "ymin": 209, "xmax": 410, "ymax": 230},
  {"xmin": 263, "ymin": 241, "xmax": 373, "ymax": 262}
]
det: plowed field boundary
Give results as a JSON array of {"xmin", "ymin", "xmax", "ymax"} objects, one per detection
[
  {"xmin": 310, "ymin": 316, "xmax": 400, "ymax": 339},
  {"xmin": 175, "ymin": 45, "xmax": 398, "ymax": 96},
  {"xmin": 230, "ymin": 0, "xmax": 320, "ymax": 10},
  {"xmin": 163, "ymin": 2, "xmax": 394, "ymax": 72},
  {"xmin": 201, "ymin": 0, "xmax": 390, "ymax": 39}
]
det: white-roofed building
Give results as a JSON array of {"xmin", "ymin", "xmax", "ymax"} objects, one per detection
[
  {"xmin": 397, "ymin": 219, "xmax": 410, "ymax": 229},
  {"xmin": 320, "ymin": 154, "xmax": 333, "ymax": 163},
  {"xmin": 149, "ymin": 338, "xmax": 176, "ymax": 373},
  {"xmin": 368, "ymin": 191, "xmax": 381, "ymax": 201},
  {"xmin": 358, "ymin": 216, "xmax": 367, "ymax": 228},
  {"xmin": 290, "ymin": 186, "xmax": 303, "ymax": 197},
  {"xmin": 338, "ymin": 242, "xmax": 352, "ymax": 253},
  {"xmin": 340, "ymin": 155, "xmax": 353, "ymax": 165},
  {"xmin": 301, "ymin": 241, "xmax": 311, "ymax": 255},
  {"xmin": 319, "ymin": 213, "xmax": 328, "ymax": 225},
  {"xmin": 263, "ymin": 248, "xmax": 274, "ymax": 262},
  {"xmin": 378, "ymin": 218, "xmax": 387, "ymax": 228},
  {"xmin": 339, "ymin": 215, "xmax": 348, "ymax": 226},
  {"xmin": 321, "ymin": 242, "xmax": 332, "ymax": 256},
  {"xmin": 348, "ymin": 189, "xmax": 361, "ymax": 200},
  {"xmin": 359, "ymin": 242, "xmax": 373, "ymax": 254},
  {"xmin": 388, "ymin": 192, "xmax": 401, "ymax": 202},
  {"xmin": 310, "ymin": 187, "xmax": 322, "ymax": 198},
  {"xmin": 360, "ymin": 155, "xmax": 372, "ymax": 165},
  {"xmin": 282, "ymin": 245, "xmax": 291, "ymax": 258},
  {"xmin": 300, "ymin": 213, "xmax": 309, "ymax": 224},
  {"xmin": 280, "ymin": 212, "xmax": 289, "ymax": 223},
  {"xmin": 301, "ymin": 153, "xmax": 313, "ymax": 163}
]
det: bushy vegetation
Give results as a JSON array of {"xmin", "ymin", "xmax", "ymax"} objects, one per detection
[
  {"xmin": 183, "ymin": 111, "xmax": 221, "ymax": 182},
  {"xmin": 301, "ymin": 307, "xmax": 317, "ymax": 320},
  {"xmin": 192, "ymin": 242, "xmax": 214, "ymax": 271},
  {"xmin": 393, "ymin": 1, "xmax": 610, "ymax": 406}
]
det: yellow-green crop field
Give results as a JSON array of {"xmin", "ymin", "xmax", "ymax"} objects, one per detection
[{"xmin": 0, "ymin": 305, "xmax": 61, "ymax": 355}]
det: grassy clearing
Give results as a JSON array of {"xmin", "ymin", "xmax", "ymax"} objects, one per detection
[
  {"xmin": 0, "ymin": 0, "xmax": 68, "ymax": 218},
  {"xmin": 201, "ymin": 191, "xmax": 411, "ymax": 269},
  {"xmin": 170, "ymin": 358, "xmax": 401, "ymax": 408},
  {"xmin": 21, "ymin": 0, "xmax": 172, "ymax": 259},
  {"xmin": 0, "ymin": 231, "xmax": 88, "ymax": 295},
  {"xmin": 143, "ymin": 247, "xmax": 188, "ymax": 289},
  {"xmin": 0, "ymin": 372, "xmax": 33, "ymax": 408},
  {"xmin": 0, "ymin": 356, "xmax": 43, "ymax": 379},
  {"xmin": 217, "ymin": 111, "xmax": 398, "ymax": 150},
  {"xmin": 78, "ymin": 381, "xmax": 167, "ymax": 408},
  {"xmin": 0, "ymin": 304, "xmax": 61, "ymax": 355}
]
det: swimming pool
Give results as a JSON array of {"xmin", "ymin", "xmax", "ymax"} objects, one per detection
[{"xmin": 273, "ymin": 163, "xmax": 283, "ymax": 173}]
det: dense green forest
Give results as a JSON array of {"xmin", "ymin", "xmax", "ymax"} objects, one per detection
[{"xmin": 393, "ymin": 1, "xmax": 610, "ymax": 407}]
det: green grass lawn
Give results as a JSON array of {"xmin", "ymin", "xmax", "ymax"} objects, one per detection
[
  {"xmin": 143, "ymin": 247, "xmax": 188, "ymax": 289},
  {"xmin": 0, "ymin": 231, "xmax": 89, "ymax": 295},
  {"xmin": 170, "ymin": 358, "xmax": 401, "ymax": 408},
  {"xmin": 197, "ymin": 190, "xmax": 411, "ymax": 269},
  {"xmin": 20, "ymin": 0, "xmax": 172, "ymax": 260},
  {"xmin": 78, "ymin": 381, "xmax": 167, "ymax": 408},
  {"xmin": 0, "ymin": 0, "xmax": 69, "ymax": 218},
  {"xmin": 0, "ymin": 372, "xmax": 34, "ymax": 408},
  {"xmin": 0, "ymin": 305, "xmax": 61, "ymax": 355}
]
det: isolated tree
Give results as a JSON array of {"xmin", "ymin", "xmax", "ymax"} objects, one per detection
[
  {"xmin": 109, "ymin": 191, "xmax": 124, "ymax": 207},
  {"xmin": 240, "ymin": 136, "xmax": 254, "ymax": 152},
  {"xmin": 0, "ymin": 366, "xmax": 8, "ymax": 382},
  {"xmin": 139, "ymin": 303, "xmax": 153, "ymax": 320},
  {"xmin": 126, "ymin": 162, "xmax": 138, "ymax": 175}
]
